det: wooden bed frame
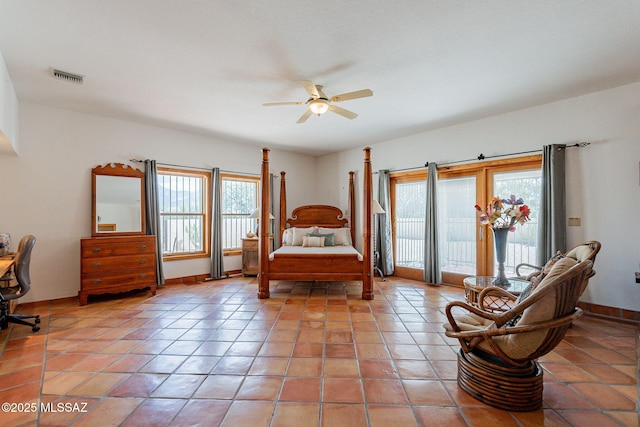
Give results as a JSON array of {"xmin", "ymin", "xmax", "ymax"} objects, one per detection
[{"xmin": 258, "ymin": 147, "xmax": 374, "ymax": 300}]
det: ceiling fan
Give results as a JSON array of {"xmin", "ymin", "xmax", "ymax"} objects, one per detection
[{"xmin": 263, "ymin": 80, "xmax": 373, "ymax": 123}]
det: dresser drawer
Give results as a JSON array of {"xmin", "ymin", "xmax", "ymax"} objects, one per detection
[
  {"xmin": 81, "ymin": 237, "xmax": 155, "ymax": 258},
  {"xmin": 81, "ymin": 270, "xmax": 156, "ymax": 289},
  {"xmin": 82, "ymin": 254, "xmax": 156, "ymax": 274}
]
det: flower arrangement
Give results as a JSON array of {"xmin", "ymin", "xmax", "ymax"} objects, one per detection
[{"xmin": 474, "ymin": 195, "xmax": 531, "ymax": 231}]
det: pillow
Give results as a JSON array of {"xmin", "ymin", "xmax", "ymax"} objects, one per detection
[
  {"xmin": 292, "ymin": 227, "xmax": 316, "ymax": 246},
  {"xmin": 302, "ymin": 235, "xmax": 325, "ymax": 247},
  {"xmin": 282, "ymin": 228, "xmax": 293, "ymax": 246},
  {"xmin": 308, "ymin": 232, "xmax": 335, "ymax": 246},
  {"xmin": 318, "ymin": 227, "xmax": 352, "ymax": 246}
]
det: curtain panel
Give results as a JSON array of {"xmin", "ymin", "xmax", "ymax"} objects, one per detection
[
  {"xmin": 423, "ymin": 163, "xmax": 441, "ymax": 284},
  {"xmin": 377, "ymin": 170, "xmax": 394, "ymax": 275},
  {"xmin": 536, "ymin": 144, "xmax": 566, "ymax": 264},
  {"xmin": 144, "ymin": 160, "xmax": 165, "ymax": 285},
  {"xmin": 210, "ymin": 167, "xmax": 224, "ymax": 279}
]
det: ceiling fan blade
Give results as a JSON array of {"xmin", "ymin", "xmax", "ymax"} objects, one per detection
[
  {"xmin": 330, "ymin": 89, "xmax": 373, "ymax": 103},
  {"xmin": 300, "ymin": 80, "xmax": 320, "ymax": 98},
  {"xmin": 263, "ymin": 101, "xmax": 305, "ymax": 106},
  {"xmin": 328, "ymin": 105, "xmax": 358, "ymax": 120},
  {"xmin": 296, "ymin": 108, "xmax": 313, "ymax": 124}
]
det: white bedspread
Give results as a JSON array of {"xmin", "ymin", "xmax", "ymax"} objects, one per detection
[{"xmin": 270, "ymin": 245, "xmax": 363, "ymax": 261}]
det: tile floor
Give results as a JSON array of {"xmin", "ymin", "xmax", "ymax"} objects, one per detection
[{"xmin": 0, "ymin": 277, "xmax": 638, "ymax": 426}]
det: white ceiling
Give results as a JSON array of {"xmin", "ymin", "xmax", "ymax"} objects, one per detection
[{"xmin": 1, "ymin": 1, "xmax": 639, "ymax": 156}]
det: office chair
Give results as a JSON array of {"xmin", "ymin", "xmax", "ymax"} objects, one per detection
[{"xmin": 0, "ymin": 235, "xmax": 40, "ymax": 332}]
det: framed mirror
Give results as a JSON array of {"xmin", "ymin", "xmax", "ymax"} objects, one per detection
[{"xmin": 91, "ymin": 163, "xmax": 146, "ymax": 237}]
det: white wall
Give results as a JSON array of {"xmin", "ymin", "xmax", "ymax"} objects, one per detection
[
  {"xmin": 318, "ymin": 82, "xmax": 640, "ymax": 312},
  {"xmin": 0, "ymin": 103, "xmax": 317, "ymax": 303},
  {"xmin": 0, "ymin": 51, "xmax": 18, "ymax": 155}
]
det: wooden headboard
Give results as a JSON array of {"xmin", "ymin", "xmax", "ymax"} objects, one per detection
[{"xmin": 286, "ymin": 205, "xmax": 348, "ymax": 229}]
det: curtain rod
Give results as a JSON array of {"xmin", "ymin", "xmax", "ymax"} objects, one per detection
[
  {"xmin": 129, "ymin": 159, "xmax": 260, "ymax": 177},
  {"xmin": 375, "ymin": 142, "xmax": 590, "ymax": 174}
]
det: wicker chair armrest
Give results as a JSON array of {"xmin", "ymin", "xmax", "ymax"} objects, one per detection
[
  {"xmin": 477, "ymin": 286, "xmax": 519, "ymax": 313},
  {"xmin": 516, "ymin": 262, "xmax": 543, "ymax": 276},
  {"xmin": 444, "ymin": 300, "xmax": 501, "ymax": 333}
]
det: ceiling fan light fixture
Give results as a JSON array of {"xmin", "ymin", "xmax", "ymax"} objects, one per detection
[{"xmin": 309, "ymin": 99, "xmax": 329, "ymax": 116}]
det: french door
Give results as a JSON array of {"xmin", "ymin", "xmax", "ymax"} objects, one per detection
[{"xmin": 391, "ymin": 155, "xmax": 542, "ymax": 285}]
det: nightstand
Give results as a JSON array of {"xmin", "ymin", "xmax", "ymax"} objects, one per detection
[{"xmin": 241, "ymin": 237, "xmax": 259, "ymax": 276}]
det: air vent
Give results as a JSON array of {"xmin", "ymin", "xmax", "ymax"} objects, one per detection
[{"xmin": 49, "ymin": 68, "xmax": 85, "ymax": 85}]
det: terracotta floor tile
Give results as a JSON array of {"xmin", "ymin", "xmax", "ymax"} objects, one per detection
[
  {"xmin": 170, "ymin": 399, "xmax": 231, "ymax": 427},
  {"xmin": 280, "ymin": 377, "xmax": 322, "ymax": 402},
  {"xmin": 355, "ymin": 343, "xmax": 390, "ymax": 359},
  {"xmin": 363, "ymin": 379, "xmax": 409, "ymax": 404},
  {"xmin": 68, "ymin": 372, "xmax": 130, "ymax": 396},
  {"xmin": 0, "ymin": 365, "xmax": 42, "ymax": 391},
  {"xmin": 367, "ymin": 404, "xmax": 419, "ymax": 427},
  {"xmin": 67, "ymin": 353, "xmax": 121, "ymax": 372},
  {"xmin": 324, "ymin": 358, "xmax": 360, "ymax": 378},
  {"xmin": 42, "ymin": 372, "xmax": 94, "ymax": 395},
  {"xmin": 460, "ymin": 407, "xmax": 521, "ymax": 427},
  {"xmin": 321, "ymin": 403, "xmax": 368, "ymax": 427},
  {"xmin": 121, "ymin": 397, "xmax": 186, "ymax": 427},
  {"xmin": 210, "ymin": 356, "xmax": 254, "ymax": 374},
  {"xmin": 293, "ymin": 342, "xmax": 324, "ymax": 357},
  {"xmin": 323, "ymin": 378, "xmax": 364, "ymax": 403},
  {"xmin": 219, "ymin": 400, "xmax": 275, "ymax": 427},
  {"xmin": 150, "ymin": 374, "xmax": 206, "ymax": 398},
  {"xmin": 109, "ymin": 373, "xmax": 168, "ymax": 397},
  {"xmin": 403, "ymin": 379, "xmax": 455, "ymax": 406},
  {"xmin": 72, "ymin": 397, "xmax": 144, "ymax": 427},
  {"xmin": 193, "ymin": 374, "xmax": 244, "ymax": 399},
  {"xmin": 235, "ymin": 375, "xmax": 283, "ymax": 400},
  {"xmin": 413, "ymin": 406, "xmax": 468, "ymax": 427},
  {"xmin": 248, "ymin": 356, "xmax": 289, "ymax": 376},
  {"xmin": 139, "ymin": 355, "xmax": 188, "ymax": 374},
  {"xmin": 272, "ymin": 402, "xmax": 320, "ymax": 426},
  {"xmin": 558, "ymin": 410, "xmax": 625, "ymax": 427},
  {"xmin": 571, "ymin": 382, "xmax": 637, "ymax": 410},
  {"xmin": 358, "ymin": 359, "xmax": 398, "ymax": 379},
  {"xmin": 287, "ymin": 357, "xmax": 323, "ymax": 377}
]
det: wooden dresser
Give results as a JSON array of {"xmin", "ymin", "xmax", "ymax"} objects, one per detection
[{"xmin": 79, "ymin": 235, "xmax": 157, "ymax": 305}]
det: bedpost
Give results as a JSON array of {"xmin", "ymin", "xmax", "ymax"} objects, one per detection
[
  {"xmin": 258, "ymin": 147, "xmax": 271, "ymax": 299},
  {"xmin": 279, "ymin": 171, "xmax": 286, "ymax": 247},
  {"xmin": 362, "ymin": 147, "xmax": 374, "ymax": 300},
  {"xmin": 348, "ymin": 171, "xmax": 355, "ymax": 245}
]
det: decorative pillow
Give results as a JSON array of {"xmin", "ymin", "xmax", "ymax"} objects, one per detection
[
  {"xmin": 302, "ymin": 235, "xmax": 325, "ymax": 247},
  {"xmin": 308, "ymin": 233, "xmax": 335, "ymax": 246},
  {"xmin": 282, "ymin": 228, "xmax": 293, "ymax": 246},
  {"xmin": 318, "ymin": 227, "xmax": 351, "ymax": 246},
  {"xmin": 292, "ymin": 227, "xmax": 316, "ymax": 246},
  {"xmin": 505, "ymin": 283, "xmax": 534, "ymax": 327}
]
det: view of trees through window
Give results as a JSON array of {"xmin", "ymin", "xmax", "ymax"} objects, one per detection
[{"xmin": 221, "ymin": 176, "xmax": 258, "ymax": 250}]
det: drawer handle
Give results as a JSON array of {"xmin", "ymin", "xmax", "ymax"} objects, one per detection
[
  {"xmin": 92, "ymin": 248, "xmax": 102, "ymax": 253},
  {"xmin": 139, "ymin": 274, "xmax": 147, "ymax": 279},
  {"xmin": 92, "ymin": 279, "xmax": 102, "ymax": 284},
  {"xmin": 92, "ymin": 263, "xmax": 101, "ymax": 268},
  {"xmin": 139, "ymin": 245, "xmax": 147, "ymax": 250},
  {"xmin": 139, "ymin": 259, "xmax": 147, "ymax": 264}
]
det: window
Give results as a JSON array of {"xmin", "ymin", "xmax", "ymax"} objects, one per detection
[
  {"xmin": 158, "ymin": 168, "xmax": 211, "ymax": 260},
  {"xmin": 390, "ymin": 155, "xmax": 542, "ymax": 285},
  {"xmin": 221, "ymin": 174, "xmax": 259, "ymax": 253}
]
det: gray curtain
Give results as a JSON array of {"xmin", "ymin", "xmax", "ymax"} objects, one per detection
[
  {"xmin": 377, "ymin": 170, "xmax": 394, "ymax": 275},
  {"xmin": 144, "ymin": 160, "xmax": 165, "ymax": 285},
  {"xmin": 424, "ymin": 163, "xmax": 441, "ymax": 284},
  {"xmin": 210, "ymin": 167, "xmax": 224, "ymax": 279},
  {"xmin": 536, "ymin": 144, "xmax": 566, "ymax": 264}
]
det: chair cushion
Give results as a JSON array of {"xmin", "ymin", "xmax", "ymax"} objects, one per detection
[
  {"xmin": 565, "ymin": 245, "xmax": 593, "ymax": 262},
  {"xmin": 490, "ymin": 257, "xmax": 578, "ymax": 360},
  {"xmin": 443, "ymin": 312, "xmax": 493, "ymax": 333}
]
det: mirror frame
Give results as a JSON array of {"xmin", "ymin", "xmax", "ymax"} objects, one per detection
[{"xmin": 91, "ymin": 163, "xmax": 146, "ymax": 237}]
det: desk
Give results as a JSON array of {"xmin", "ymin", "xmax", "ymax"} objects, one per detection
[
  {"xmin": 463, "ymin": 276, "xmax": 530, "ymax": 311},
  {"xmin": 0, "ymin": 255, "xmax": 16, "ymax": 313}
]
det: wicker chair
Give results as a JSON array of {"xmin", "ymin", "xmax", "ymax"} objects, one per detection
[
  {"xmin": 515, "ymin": 240, "xmax": 600, "ymax": 285},
  {"xmin": 444, "ymin": 258, "xmax": 593, "ymax": 411}
]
